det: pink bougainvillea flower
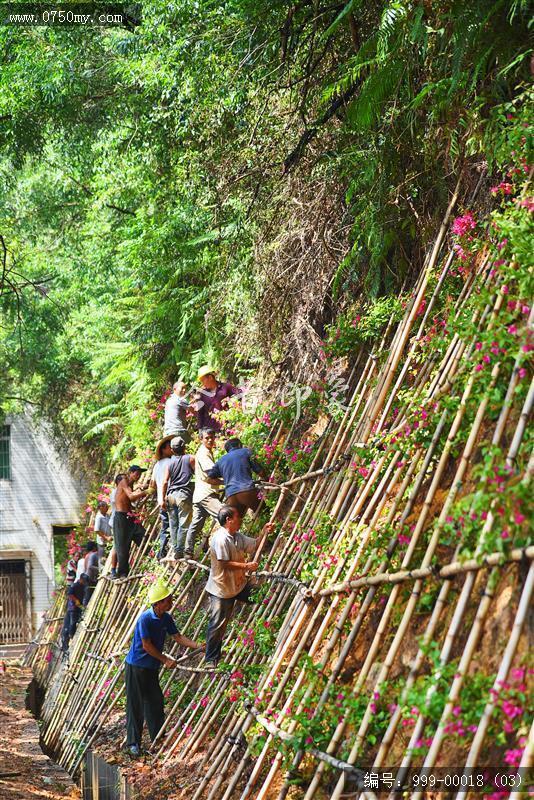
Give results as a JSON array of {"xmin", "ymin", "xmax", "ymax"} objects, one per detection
[
  {"xmin": 502, "ymin": 699, "xmax": 522, "ymax": 718},
  {"xmin": 511, "ymin": 667, "xmax": 525, "ymax": 681},
  {"xmin": 454, "ymin": 244, "xmax": 468, "ymax": 261},
  {"xmin": 452, "ymin": 212, "xmax": 477, "ymax": 236},
  {"xmin": 504, "ymin": 748, "xmax": 523, "ymax": 768},
  {"xmin": 490, "ymin": 182, "xmax": 514, "ymax": 196}
]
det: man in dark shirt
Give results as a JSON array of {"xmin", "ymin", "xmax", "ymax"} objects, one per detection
[
  {"xmin": 61, "ymin": 573, "xmax": 88, "ymax": 652},
  {"xmin": 161, "ymin": 437, "xmax": 194, "ymax": 560},
  {"xmin": 207, "ymin": 438, "xmax": 267, "ymax": 515},
  {"xmin": 194, "ymin": 366, "xmax": 238, "ymax": 431},
  {"xmin": 124, "ymin": 579, "xmax": 202, "ymax": 756},
  {"xmin": 83, "ymin": 541, "xmax": 99, "ymax": 606}
]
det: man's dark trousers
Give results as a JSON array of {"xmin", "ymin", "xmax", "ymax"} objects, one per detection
[
  {"xmin": 62, "ymin": 607, "xmax": 81, "ymax": 651},
  {"xmin": 157, "ymin": 509, "xmax": 170, "ymax": 559},
  {"xmin": 114, "ymin": 512, "xmax": 133, "ymax": 577},
  {"xmin": 125, "ymin": 663, "xmax": 165, "ymax": 747},
  {"xmin": 205, "ymin": 585, "xmax": 252, "ymax": 662}
]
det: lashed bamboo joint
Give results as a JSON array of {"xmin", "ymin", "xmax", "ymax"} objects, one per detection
[{"xmin": 24, "ymin": 178, "xmax": 533, "ymax": 800}]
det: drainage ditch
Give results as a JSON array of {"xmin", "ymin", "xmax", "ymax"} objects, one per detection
[{"xmin": 26, "ymin": 676, "xmax": 138, "ymax": 800}]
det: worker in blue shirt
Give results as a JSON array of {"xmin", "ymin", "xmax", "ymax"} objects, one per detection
[
  {"xmin": 206, "ymin": 438, "xmax": 267, "ymax": 515},
  {"xmin": 124, "ymin": 579, "xmax": 202, "ymax": 756}
]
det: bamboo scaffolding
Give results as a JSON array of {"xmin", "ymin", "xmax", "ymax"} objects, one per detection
[{"xmin": 24, "ymin": 192, "xmax": 532, "ymax": 800}]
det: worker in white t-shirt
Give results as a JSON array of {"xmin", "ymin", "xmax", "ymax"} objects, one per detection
[
  {"xmin": 187, "ymin": 427, "xmax": 223, "ymax": 554},
  {"xmin": 75, "ymin": 553, "xmax": 86, "ymax": 581},
  {"xmin": 150, "ymin": 436, "xmax": 174, "ymax": 559},
  {"xmin": 94, "ymin": 500, "xmax": 112, "ymax": 562},
  {"xmin": 163, "ymin": 381, "xmax": 190, "ymax": 441}
]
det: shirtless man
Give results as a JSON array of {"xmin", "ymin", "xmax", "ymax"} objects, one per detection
[{"xmin": 114, "ymin": 465, "xmax": 151, "ymax": 577}]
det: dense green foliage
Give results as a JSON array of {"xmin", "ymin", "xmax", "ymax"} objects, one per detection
[{"xmin": 0, "ymin": 0, "xmax": 530, "ymax": 471}]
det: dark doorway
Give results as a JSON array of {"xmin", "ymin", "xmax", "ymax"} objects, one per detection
[{"xmin": 52, "ymin": 525, "xmax": 76, "ymax": 585}]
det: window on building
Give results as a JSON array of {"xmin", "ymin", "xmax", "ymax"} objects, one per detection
[{"xmin": 0, "ymin": 425, "xmax": 11, "ymax": 480}]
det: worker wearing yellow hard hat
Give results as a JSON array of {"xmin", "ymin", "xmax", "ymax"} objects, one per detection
[
  {"xmin": 124, "ymin": 577, "xmax": 203, "ymax": 757},
  {"xmin": 147, "ymin": 578, "xmax": 173, "ymax": 604},
  {"xmin": 195, "ymin": 365, "xmax": 239, "ymax": 431},
  {"xmin": 197, "ymin": 364, "xmax": 217, "ymax": 380}
]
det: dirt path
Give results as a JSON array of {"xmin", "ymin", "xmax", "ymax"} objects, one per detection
[{"xmin": 0, "ymin": 663, "xmax": 79, "ymax": 800}]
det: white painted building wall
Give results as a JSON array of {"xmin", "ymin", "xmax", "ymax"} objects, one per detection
[{"xmin": 0, "ymin": 413, "xmax": 87, "ymax": 634}]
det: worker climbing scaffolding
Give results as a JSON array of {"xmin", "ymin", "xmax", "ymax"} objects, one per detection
[{"xmin": 124, "ymin": 579, "xmax": 202, "ymax": 757}]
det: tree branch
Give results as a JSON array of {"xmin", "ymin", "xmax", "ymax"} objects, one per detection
[{"xmin": 283, "ymin": 80, "xmax": 360, "ymax": 173}]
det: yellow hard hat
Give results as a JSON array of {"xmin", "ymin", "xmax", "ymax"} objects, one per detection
[
  {"xmin": 198, "ymin": 364, "xmax": 217, "ymax": 379},
  {"xmin": 147, "ymin": 579, "xmax": 173, "ymax": 605}
]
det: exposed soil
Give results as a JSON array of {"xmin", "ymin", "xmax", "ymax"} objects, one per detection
[
  {"xmin": 0, "ymin": 663, "xmax": 79, "ymax": 800},
  {"xmin": 89, "ymin": 705, "xmax": 211, "ymax": 799}
]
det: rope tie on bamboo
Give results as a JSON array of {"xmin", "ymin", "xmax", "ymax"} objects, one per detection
[
  {"xmin": 99, "ymin": 572, "xmax": 144, "ymax": 583},
  {"xmin": 257, "ymin": 451, "xmax": 355, "ymax": 496},
  {"xmin": 315, "ymin": 545, "xmax": 534, "ymax": 597},
  {"xmin": 225, "ymin": 733, "xmax": 246, "ymax": 749},
  {"xmin": 245, "ymin": 703, "xmax": 367, "ymax": 779},
  {"xmin": 173, "ymin": 663, "xmax": 222, "ymax": 675},
  {"xmin": 85, "ymin": 651, "xmax": 121, "ymax": 664},
  {"xmin": 80, "ymin": 622, "xmax": 102, "ymax": 632},
  {"xmin": 28, "ymin": 639, "xmax": 62, "ymax": 650},
  {"xmin": 256, "ymin": 570, "xmax": 313, "ymax": 598},
  {"xmin": 84, "ymin": 648, "xmax": 220, "ymax": 674}
]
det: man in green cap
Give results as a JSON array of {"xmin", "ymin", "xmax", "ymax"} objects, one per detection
[{"xmin": 124, "ymin": 579, "xmax": 202, "ymax": 756}]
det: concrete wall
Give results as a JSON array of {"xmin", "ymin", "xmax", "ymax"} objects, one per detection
[{"xmin": 0, "ymin": 414, "xmax": 87, "ymax": 633}]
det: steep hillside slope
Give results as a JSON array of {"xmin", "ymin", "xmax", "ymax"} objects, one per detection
[{"xmin": 26, "ymin": 152, "xmax": 533, "ymax": 798}]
